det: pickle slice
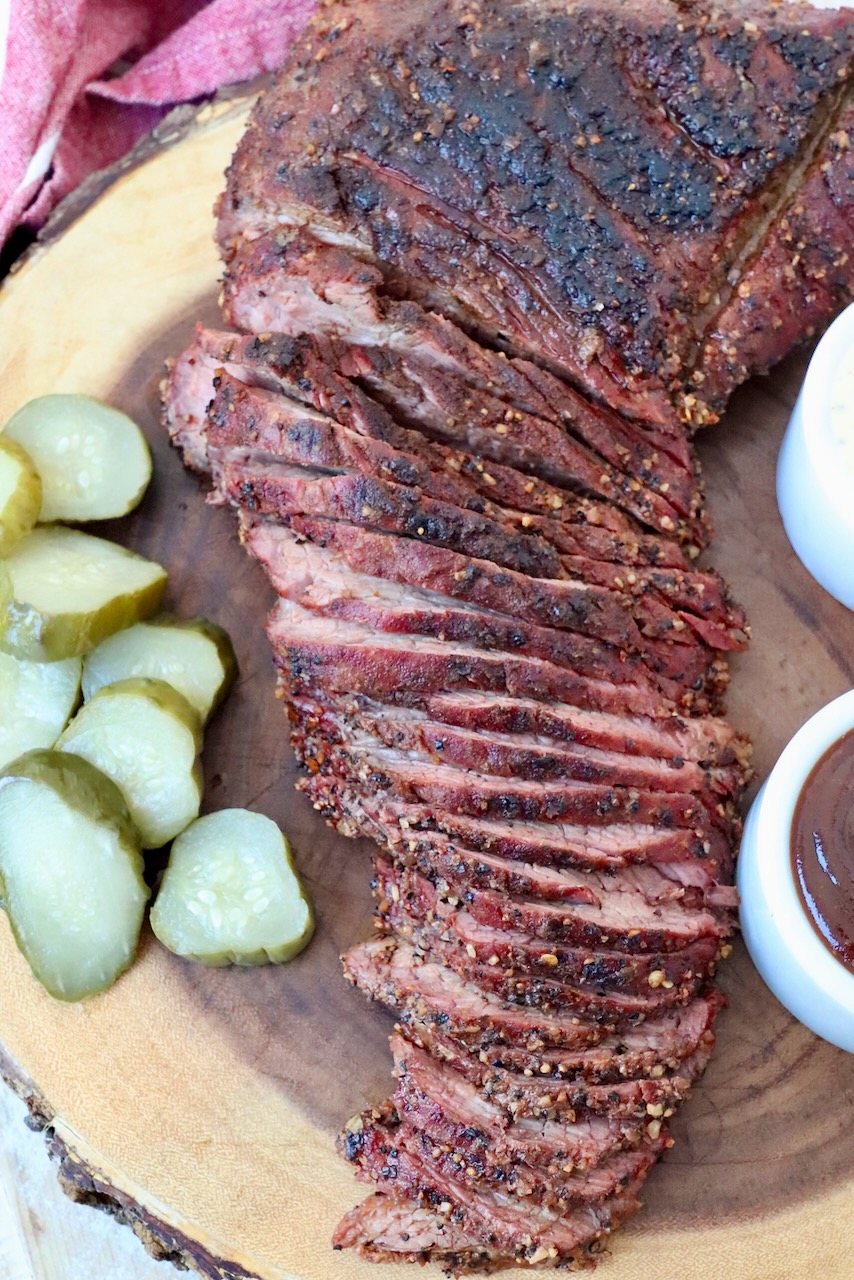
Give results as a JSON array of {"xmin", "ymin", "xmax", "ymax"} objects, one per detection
[
  {"xmin": 82, "ymin": 615, "xmax": 238, "ymax": 723},
  {"xmin": 3, "ymin": 394, "xmax": 152, "ymax": 522},
  {"xmin": 0, "ymin": 653, "xmax": 82, "ymax": 771},
  {"xmin": 0, "ymin": 525, "xmax": 167, "ymax": 661},
  {"xmin": 0, "ymin": 437, "xmax": 42, "ymax": 556},
  {"xmin": 0, "ymin": 750, "xmax": 147, "ymax": 1001},
  {"xmin": 58, "ymin": 678, "xmax": 202, "ymax": 849},
  {"xmin": 150, "ymin": 809, "xmax": 314, "ymax": 966}
]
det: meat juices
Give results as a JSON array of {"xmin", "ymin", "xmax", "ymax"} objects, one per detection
[{"xmin": 163, "ymin": 0, "xmax": 854, "ymax": 1270}]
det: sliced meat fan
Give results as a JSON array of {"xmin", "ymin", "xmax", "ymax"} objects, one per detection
[{"xmin": 163, "ymin": 0, "xmax": 853, "ymax": 1271}]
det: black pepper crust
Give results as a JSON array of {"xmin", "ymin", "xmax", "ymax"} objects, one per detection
[{"xmin": 218, "ymin": 0, "xmax": 853, "ymax": 419}]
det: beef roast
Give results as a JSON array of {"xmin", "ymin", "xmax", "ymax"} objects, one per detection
[
  {"xmin": 161, "ymin": 0, "xmax": 854, "ymax": 1268},
  {"xmin": 217, "ymin": 0, "xmax": 853, "ymax": 423}
]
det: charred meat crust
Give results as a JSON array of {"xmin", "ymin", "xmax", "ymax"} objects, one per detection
[{"xmin": 218, "ymin": 0, "xmax": 853, "ymax": 423}]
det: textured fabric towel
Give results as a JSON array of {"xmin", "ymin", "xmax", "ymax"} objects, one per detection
[{"xmin": 0, "ymin": 0, "xmax": 316, "ymax": 248}]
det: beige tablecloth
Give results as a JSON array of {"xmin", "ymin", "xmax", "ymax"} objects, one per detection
[{"xmin": 0, "ymin": 1086, "xmax": 165, "ymax": 1280}]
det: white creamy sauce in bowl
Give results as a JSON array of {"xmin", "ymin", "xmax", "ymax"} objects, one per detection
[
  {"xmin": 777, "ymin": 302, "xmax": 854, "ymax": 610},
  {"xmin": 831, "ymin": 349, "xmax": 854, "ymax": 475}
]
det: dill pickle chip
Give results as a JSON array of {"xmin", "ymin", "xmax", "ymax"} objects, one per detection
[
  {"xmin": 150, "ymin": 809, "xmax": 314, "ymax": 966},
  {"xmin": 83, "ymin": 614, "xmax": 237, "ymax": 723},
  {"xmin": 3, "ymin": 394, "xmax": 151, "ymax": 522},
  {"xmin": 0, "ymin": 750, "xmax": 147, "ymax": 1001},
  {"xmin": 0, "ymin": 525, "xmax": 167, "ymax": 661},
  {"xmin": 0, "ymin": 437, "xmax": 42, "ymax": 556},
  {"xmin": 0, "ymin": 652, "xmax": 81, "ymax": 771},
  {"xmin": 58, "ymin": 677, "xmax": 202, "ymax": 849}
]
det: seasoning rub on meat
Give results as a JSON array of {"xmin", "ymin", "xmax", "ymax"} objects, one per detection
[{"xmin": 162, "ymin": 0, "xmax": 854, "ymax": 1270}]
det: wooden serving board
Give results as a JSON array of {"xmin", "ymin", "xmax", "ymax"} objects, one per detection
[{"xmin": 1, "ymin": 89, "xmax": 854, "ymax": 1280}]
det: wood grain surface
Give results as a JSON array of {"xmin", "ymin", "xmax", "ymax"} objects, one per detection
[{"xmin": 1, "ymin": 90, "xmax": 853, "ymax": 1280}]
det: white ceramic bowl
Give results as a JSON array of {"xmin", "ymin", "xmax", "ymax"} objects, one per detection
[
  {"xmin": 777, "ymin": 301, "xmax": 854, "ymax": 609},
  {"xmin": 739, "ymin": 691, "xmax": 854, "ymax": 1052}
]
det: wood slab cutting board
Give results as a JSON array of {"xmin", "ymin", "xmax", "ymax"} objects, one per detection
[{"xmin": 1, "ymin": 89, "xmax": 854, "ymax": 1280}]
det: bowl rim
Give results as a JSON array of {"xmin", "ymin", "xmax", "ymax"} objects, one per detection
[{"xmin": 750, "ymin": 689, "xmax": 854, "ymax": 1005}]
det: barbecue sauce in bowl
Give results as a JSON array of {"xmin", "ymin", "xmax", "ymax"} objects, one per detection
[{"xmin": 791, "ymin": 729, "xmax": 854, "ymax": 975}]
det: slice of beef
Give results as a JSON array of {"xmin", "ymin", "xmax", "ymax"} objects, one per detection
[
  {"xmin": 376, "ymin": 884, "xmax": 720, "ymax": 1011},
  {"xmin": 374, "ymin": 857, "xmax": 726, "ymax": 972},
  {"xmin": 207, "ymin": 370, "xmax": 703, "ymax": 578},
  {"xmin": 221, "ymin": 229, "xmax": 698, "ymax": 544},
  {"xmin": 369, "ymin": 814, "xmax": 737, "ymax": 915},
  {"xmin": 256, "ymin": 515, "xmax": 736, "ymax": 697},
  {"xmin": 499, "ymin": 512, "xmax": 691, "ymax": 574},
  {"xmin": 207, "ymin": 370, "xmax": 620, "ymax": 549},
  {"xmin": 343, "ymin": 689, "xmax": 747, "ymax": 779},
  {"xmin": 376, "ymin": 1094, "xmax": 656, "ymax": 1218},
  {"xmin": 262, "ymin": 529, "xmax": 714, "ymax": 709},
  {"xmin": 168, "ymin": 326, "xmax": 697, "ymax": 569},
  {"xmin": 217, "ymin": 219, "xmax": 677, "ymax": 431},
  {"xmin": 338, "ymin": 332, "xmax": 695, "ymax": 486},
  {"xmin": 422, "ymin": 691, "xmax": 749, "ymax": 769},
  {"xmin": 560, "ymin": 561, "xmax": 743, "ymax": 644},
  {"xmin": 392, "ymin": 856, "xmax": 729, "ymax": 952},
  {"xmin": 304, "ymin": 763, "xmax": 738, "ymax": 903},
  {"xmin": 343, "ymin": 938, "xmax": 604, "ymax": 1054},
  {"xmin": 397, "ymin": 1017, "xmax": 713, "ymax": 1122},
  {"xmin": 333, "ymin": 1192, "xmax": 493, "ymax": 1269},
  {"xmin": 296, "ymin": 697, "xmax": 741, "ymax": 899},
  {"xmin": 696, "ymin": 106, "xmax": 854, "ymax": 408},
  {"xmin": 380, "ymin": 931, "xmax": 691, "ymax": 1026},
  {"xmin": 343, "ymin": 1105, "xmax": 668, "ymax": 1211},
  {"xmin": 337, "ymin": 1111, "xmax": 650, "ymax": 1264},
  {"xmin": 390, "ymin": 1034, "xmax": 654, "ymax": 1169},
  {"xmin": 375, "ymin": 915, "xmax": 699, "ymax": 1024},
  {"xmin": 372, "ymin": 822, "xmax": 605, "ymax": 907},
  {"xmin": 169, "ymin": 319, "xmax": 507, "ymax": 497},
  {"xmin": 295, "ymin": 693, "xmax": 743, "ymax": 802},
  {"xmin": 294, "ymin": 579, "xmax": 689, "ymax": 706},
  {"xmin": 206, "ymin": 376, "xmax": 715, "ymax": 608},
  {"xmin": 161, "ymin": 341, "xmax": 218, "ymax": 472},
  {"xmin": 264, "ymin": 589, "xmax": 715, "ymax": 721},
  {"xmin": 297, "ymin": 725, "xmax": 737, "ymax": 838},
  {"xmin": 477, "ymin": 1007, "xmax": 719, "ymax": 1085},
  {"xmin": 218, "ymin": 0, "xmax": 853, "ymax": 420},
  {"xmin": 206, "ymin": 378, "xmax": 543, "ymax": 532},
  {"xmin": 206, "ymin": 374, "xmax": 494, "ymax": 515},
  {"xmin": 342, "ymin": 937, "xmax": 724, "ymax": 1069},
  {"xmin": 217, "ymin": 446, "xmax": 745, "ymax": 646},
  {"xmin": 216, "ymin": 456, "xmax": 565, "ymax": 579},
  {"xmin": 254, "ymin": 515, "xmax": 732, "ymax": 699},
  {"xmin": 268, "ymin": 599, "xmax": 694, "ymax": 719},
  {"xmin": 343, "ymin": 1100, "xmax": 665, "ymax": 1218},
  {"xmin": 300, "ymin": 770, "xmax": 736, "ymax": 887},
  {"xmin": 207, "ymin": 361, "xmax": 634, "ymax": 555},
  {"xmin": 222, "ymin": 234, "xmax": 701, "ymax": 537},
  {"xmin": 510, "ymin": 355, "xmax": 693, "ymax": 472},
  {"xmin": 248, "ymin": 511, "xmax": 642, "ymax": 649},
  {"xmin": 331, "ymin": 1184, "xmax": 631, "ymax": 1270}
]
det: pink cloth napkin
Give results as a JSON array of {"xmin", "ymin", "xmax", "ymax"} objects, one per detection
[{"xmin": 0, "ymin": 0, "xmax": 316, "ymax": 248}]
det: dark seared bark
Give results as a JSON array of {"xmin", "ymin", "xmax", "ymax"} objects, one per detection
[{"xmin": 218, "ymin": 0, "xmax": 853, "ymax": 421}]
